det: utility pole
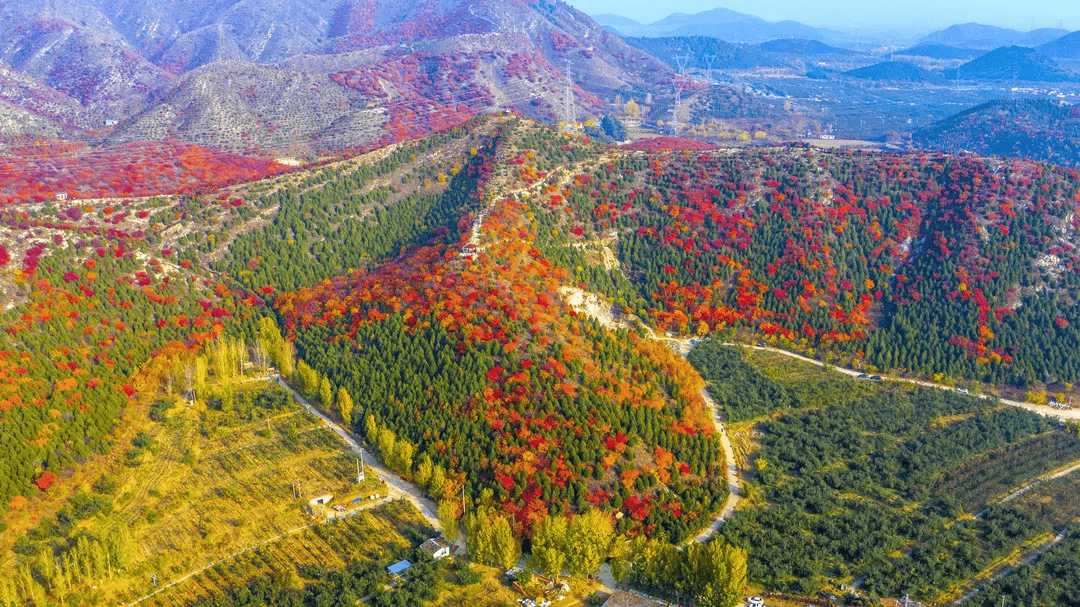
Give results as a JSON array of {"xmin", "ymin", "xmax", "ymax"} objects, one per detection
[{"xmin": 460, "ymin": 483, "xmax": 467, "ymax": 554}]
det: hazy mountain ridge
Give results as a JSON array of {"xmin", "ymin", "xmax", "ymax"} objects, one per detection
[
  {"xmin": 844, "ymin": 60, "xmax": 942, "ymax": 82},
  {"xmin": 1039, "ymin": 31, "xmax": 1080, "ymax": 59},
  {"xmin": 919, "ymin": 22, "xmax": 1068, "ymax": 49},
  {"xmin": 594, "ymin": 7, "xmax": 836, "ymax": 45},
  {"xmin": 895, "ymin": 44, "xmax": 983, "ymax": 60},
  {"xmin": 953, "ymin": 46, "xmax": 1076, "ymax": 82},
  {"xmin": 914, "ymin": 98, "xmax": 1080, "ymax": 167}
]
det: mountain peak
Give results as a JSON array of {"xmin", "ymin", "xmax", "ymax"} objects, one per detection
[{"xmin": 919, "ymin": 22, "xmax": 1069, "ymax": 49}]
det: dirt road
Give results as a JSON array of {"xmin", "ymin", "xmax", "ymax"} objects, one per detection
[
  {"xmin": 273, "ymin": 377, "xmax": 442, "ymax": 529},
  {"xmin": 737, "ymin": 344, "xmax": 1080, "ymax": 422},
  {"xmin": 685, "ymin": 386, "xmax": 741, "ymax": 545}
]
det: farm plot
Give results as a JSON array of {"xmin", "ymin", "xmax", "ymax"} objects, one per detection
[
  {"xmin": 5, "ymin": 381, "xmax": 394, "ymax": 607},
  {"xmin": 144, "ymin": 499, "xmax": 429, "ymax": 607},
  {"xmin": 700, "ymin": 343, "xmax": 1080, "ymax": 602},
  {"xmin": 1011, "ymin": 472, "xmax": 1080, "ymax": 528},
  {"xmin": 932, "ymin": 431, "xmax": 1080, "ymax": 513}
]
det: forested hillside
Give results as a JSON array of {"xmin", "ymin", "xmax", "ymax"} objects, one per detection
[
  {"xmin": 515, "ymin": 139, "xmax": 1080, "ymax": 387},
  {"xmin": 0, "ymin": 194, "xmax": 267, "ymax": 510},
  {"xmin": 212, "ymin": 116, "xmax": 1080, "ymax": 539},
  {"xmin": 5, "ymin": 112, "xmax": 1080, "ymax": 604},
  {"xmin": 263, "ymin": 123, "xmax": 729, "ymax": 543},
  {"xmin": 915, "ymin": 99, "xmax": 1080, "ymax": 169}
]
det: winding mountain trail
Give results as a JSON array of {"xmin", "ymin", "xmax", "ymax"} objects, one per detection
[
  {"xmin": 558, "ymin": 290, "xmax": 745, "ymax": 540},
  {"xmin": 686, "ymin": 385, "xmax": 741, "ymax": 545},
  {"xmin": 734, "ymin": 344, "xmax": 1080, "ymax": 422},
  {"xmin": 561, "ymin": 281, "xmax": 1080, "ymax": 549}
]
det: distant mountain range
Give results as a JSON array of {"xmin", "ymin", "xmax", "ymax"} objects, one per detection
[
  {"xmin": 951, "ymin": 46, "xmax": 1076, "ymax": 82},
  {"xmin": 592, "ymin": 8, "xmax": 838, "ymax": 45},
  {"xmin": 1039, "ymin": 31, "xmax": 1080, "ymax": 58},
  {"xmin": 620, "ymin": 35, "xmax": 867, "ymax": 77},
  {"xmin": 914, "ymin": 99, "xmax": 1080, "ymax": 167},
  {"xmin": 0, "ymin": 0, "xmax": 674, "ymax": 153},
  {"xmin": 918, "ymin": 23, "xmax": 1069, "ymax": 50}
]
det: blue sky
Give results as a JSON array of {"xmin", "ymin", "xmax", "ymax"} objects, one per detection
[{"xmin": 565, "ymin": 0, "xmax": 1080, "ymax": 33}]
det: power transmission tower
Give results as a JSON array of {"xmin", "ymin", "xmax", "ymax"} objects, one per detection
[
  {"xmin": 674, "ymin": 53, "xmax": 691, "ymax": 76},
  {"xmin": 670, "ymin": 80, "xmax": 682, "ymax": 136},
  {"xmin": 561, "ymin": 60, "xmax": 576, "ymax": 134},
  {"xmin": 703, "ymin": 54, "xmax": 716, "ymax": 81}
]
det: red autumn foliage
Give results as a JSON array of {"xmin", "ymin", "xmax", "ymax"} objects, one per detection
[
  {"xmin": 35, "ymin": 471, "xmax": 57, "ymax": 490},
  {"xmin": 622, "ymin": 137, "xmax": 716, "ymax": 152}
]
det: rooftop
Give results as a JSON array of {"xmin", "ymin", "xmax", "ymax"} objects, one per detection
[{"xmin": 420, "ymin": 537, "xmax": 450, "ymax": 555}]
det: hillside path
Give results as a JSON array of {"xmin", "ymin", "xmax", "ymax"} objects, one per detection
[
  {"xmin": 975, "ymin": 460, "xmax": 1080, "ymax": 519},
  {"xmin": 272, "ymin": 376, "xmax": 442, "ymax": 528},
  {"xmin": 685, "ymin": 385, "xmax": 741, "ymax": 545},
  {"xmin": 559, "ymin": 292, "xmax": 744, "ymax": 541}
]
